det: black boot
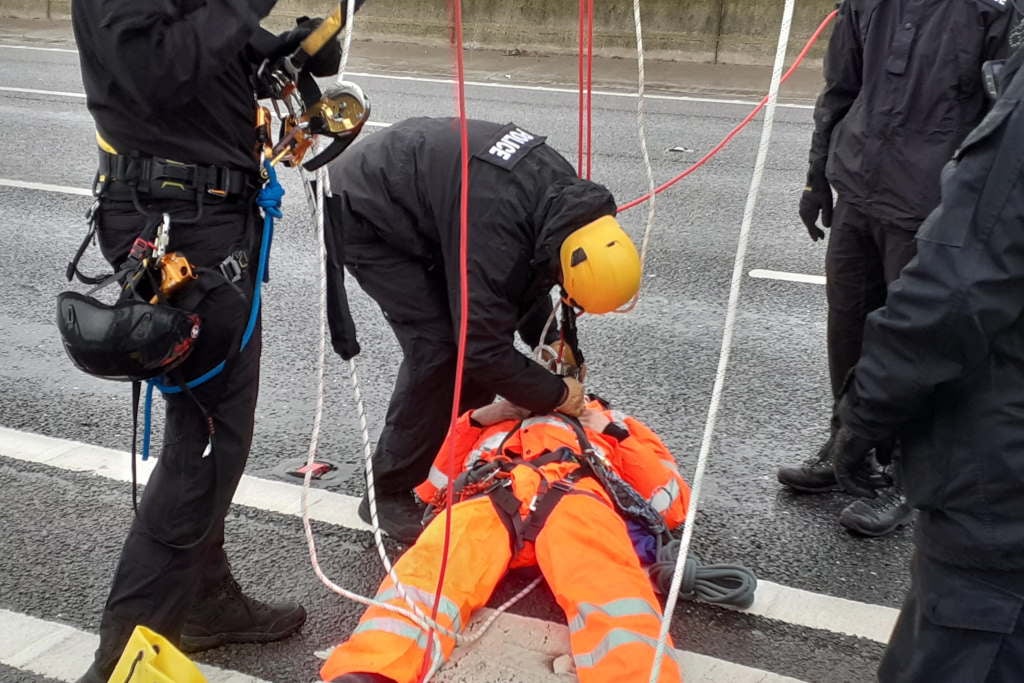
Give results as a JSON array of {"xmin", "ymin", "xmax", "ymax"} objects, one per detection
[
  {"xmin": 331, "ymin": 673, "xmax": 398, "ymax": 683},
  {"xmin": 777, "ymin": 436, "xmax": 841, "ymax": 493},
  {"xmin": 358, "ymin": 491, "xmax": 424, "ymax": 545},
  {"xmin": 839, "ymin": 487, "xmax": 913, "ymax": 537},
  {"xmin": 180, "ymin": 577, "xmax": 306, "ymax": 653}
]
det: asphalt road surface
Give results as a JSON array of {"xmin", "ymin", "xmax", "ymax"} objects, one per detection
[{"xmin": 0, "ymin": 19, "xmax": 910, "ymax": 683}]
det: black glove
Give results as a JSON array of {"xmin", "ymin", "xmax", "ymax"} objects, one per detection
[
  {"xmin": 831, "ymin": 426, "xmax": 880, "ymax": 498},
  {"xmin": 276, "ymin": 16, "xmax": 342, "ymax": 77},
  {"xmin": 799, "ymin": 166, "xmax": 833, "ymax": 242}
]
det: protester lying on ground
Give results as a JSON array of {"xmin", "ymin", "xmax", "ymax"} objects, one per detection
[{"xmin": 320, "ymin": 389, "xmax": 693, "ymax": 683}]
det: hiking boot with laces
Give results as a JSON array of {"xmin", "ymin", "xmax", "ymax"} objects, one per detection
[
  {"xmin": 358, "ymin": 491, "xmax": 424, "ymax": 545},
  {"xmin": 839, "ymin": 487, "xmax": 913, "ymax": 537},
  {"xmin": 777, "ymin": 436, "xmax": 841, "ymax": 493},
  {"xmin": 180, "ymin": 577, "xmax": 306, "ymax": 653}
]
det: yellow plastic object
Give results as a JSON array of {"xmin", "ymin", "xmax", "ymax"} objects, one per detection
[
  {"xmin": 559, "ymin": 215, "xmax": 642, "ymax": 314},
  {"xmin": 107, "ymin": 626, "xmax": 207, "ymax": 683}
]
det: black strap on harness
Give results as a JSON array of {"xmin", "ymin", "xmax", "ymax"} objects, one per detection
[
  {"xmin": 559, "ymin": 299, "xmax": 585, "ymax": 367},
  {"xmin": 484, "ymin": 446, "xmax": 603, "ymax": 553},
  {"xmin": 550, "ymin": 413, "xmax": 669, "ymax": 539},
  {"xmin": 96, "ymin": 151, "xmax": 257, "ymax": 203}
]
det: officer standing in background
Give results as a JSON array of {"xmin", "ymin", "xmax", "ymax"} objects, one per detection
[
  {"xmin": 324, "ymin": 117, "xmax": 642, "ymax": 544},
  {"xmin": 70, "ymin": 2, "xmax": 342, "ymax": 680},
  {"xmin": 778, "ymin": 0, "xmax": 1013, "ymax": 536},
  {"xmin": 830, "ymin": 31, "xmax": 1024, "ymax": 679}
]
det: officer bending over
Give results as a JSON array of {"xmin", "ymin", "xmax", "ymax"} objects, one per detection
[{"xmin": 324, "ymin": 117, "xmax": 642, "ymax": 543}]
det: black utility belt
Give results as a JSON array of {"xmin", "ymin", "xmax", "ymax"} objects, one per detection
[{"xmin": 95, "ymin": 151, "xmax": 258, "ymax": 203}]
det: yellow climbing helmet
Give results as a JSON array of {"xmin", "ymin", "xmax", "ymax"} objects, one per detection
[{"xmin": 560, "ymin": 215, "xmax": 641, "ymax": 314}]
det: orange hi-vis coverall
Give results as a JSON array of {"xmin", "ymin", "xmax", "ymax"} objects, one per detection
[{"xmin": 320, "ymin": 400, "xmax": 691, "ymax": 683}]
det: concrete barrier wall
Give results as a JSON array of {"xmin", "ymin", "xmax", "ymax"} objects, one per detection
[{"xmin": 14, "ymin": 0, "xmax": 838, "ymax": 66}]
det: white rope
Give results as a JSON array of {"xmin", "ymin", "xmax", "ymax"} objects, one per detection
[
  {"xmin": 617, "ymin": 0, "xmax": 656, "ymax": 315},
  {"xmin": 645, "ymin": 0, "xmax": 797, "ymax": 679},
  {"xmin": 336, "ymin": 0, "xmax": 356, "ymax": 81}
]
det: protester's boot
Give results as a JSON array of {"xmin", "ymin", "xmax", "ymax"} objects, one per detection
[
  {"xmin": 839, "ymin": 486, "xmax": 913, "ymax": 537},
  {"xmin": 180, "ymin": 576, "xmax": 306, "ymax": 653},
  {"xmin": 358, "ymin": 491, "xmax": 424, "ymax": 545},
  {"xmin": 777, "ymin": 435, "xmax": 841, "ymax": 493},
  {"xmin": 330, "ymin": 674, "xmax": 398, "ymax": 683}
]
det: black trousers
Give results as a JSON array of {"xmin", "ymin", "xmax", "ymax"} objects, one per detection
[
  {"xmin": 88, "ymin": 198, "xmax": 262, "ymax": 675},
  {"xmin": 880, "ymin": 551, "xmax": 1024, "ymax": 682},
  {"xmin": 343, "ymin": 238, "xmax": 495, "ymax": 495},
  {"xmin": 825, "ymin": 200, "xmax": 918, "ymax": 399}
]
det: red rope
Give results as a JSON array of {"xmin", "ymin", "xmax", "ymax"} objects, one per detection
[
  {"xmin": 419, "ymin": 1, "xmax": 472, "ymax": 680},
  {"xmin": 577, "ymin": 0, "xmax": 586, "ymax": 175},
  {"xmin": 617, "ymin": 9, "xmax": 838, "ymax": 213},
  {"xmin": 585, "ymin": 0, "xmax": 595, "ymax": 179}
]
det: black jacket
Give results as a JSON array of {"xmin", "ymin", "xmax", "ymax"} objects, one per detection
[
  {"xmin": 327, "ymin": 117, "xmax": 617, "ymax": 412},
  {"xmin": 810, "ymin": 0, "xmax": 1011, "ymax": 229},
  {"xmin": 839, "ymin": 49, "xmax": 1024, "ymax": 569},
  {"xmin": 72, "ymin": 0, "xmax": 276, "ymax": 170}
]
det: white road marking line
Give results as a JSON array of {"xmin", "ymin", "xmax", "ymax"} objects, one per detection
[
  {"xmin": 346, "ymin": 70, "xmax": 815, "ymax": 110},
  {"xmin": 0, "ymin": 84, "xmax": 84, "ymax": 98},
  {"xmin": 0, "ymin": 43, "xmax": 814, "ymax": 110},
  {"xmin": 749, "ymin": 269, "xmax": 826, "ymax": 285},
  {"xmin": 0, "ymin": 426, "xmax": 899, "ymax": 646},
  {"xmin": 0, "ymin": 607, "xmax": 270, "ymax": 683},
  {"xmin": 0, "ymin": 44, "xmax": 77, "ymax": 53},
  {"xmin": 0, "ymin": 178, "xmax": 91, "ymax": 196},
  {"xmin": 0, "ymin": 85, "xmax": 396, "ymax": 128}
]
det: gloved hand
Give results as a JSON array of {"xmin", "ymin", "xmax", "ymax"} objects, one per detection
[
  {"xmin": 831, "ymin": 426, "xmax": 881, "ymax": 498},
  {"xmin": 470, "ymin": 400, "xmax": 530, "ymax": 427},
  {"xmin": 276, "ymin": 16, "xmax": 342, "ymax": 77},
  {"xmin": 799, "ymin": 166, "xmax": 833, "ymax": 241},
  {"xmin": 555, "ymin": 377, "xmax": 586, "ymax": 417}
]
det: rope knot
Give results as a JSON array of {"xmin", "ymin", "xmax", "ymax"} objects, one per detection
[{"xmin": 256, "ymin": 161, "xmax": 285, "ymax": 219}]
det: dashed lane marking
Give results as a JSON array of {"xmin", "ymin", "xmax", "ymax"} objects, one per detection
[
  {"xmin": 0, "ymin": 426, "xmax": 899, "ymax": 646},
  {"xmin": 749, "ymin": 269, "xmax": 826, "ymax": 285}
]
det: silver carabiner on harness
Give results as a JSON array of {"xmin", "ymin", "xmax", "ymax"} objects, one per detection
[{"xmin": 154, "ymin": 213, "xmax": 171, "ymax": 260}]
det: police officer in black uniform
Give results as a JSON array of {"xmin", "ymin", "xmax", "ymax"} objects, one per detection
[
  {"xmin": 830, "ymin": 36, "xmax": 1024, "ymax": 680},
  {"xmin": 70, "ymin": 2, "xmax": 342, "ymax": 680},
  {"xmin": 778, "ymin": 0, "xmax": 1013, "ymax": 537},
  {"xmin": 324, "ymin": 117, "xmax": 642, "ymax": 543}
]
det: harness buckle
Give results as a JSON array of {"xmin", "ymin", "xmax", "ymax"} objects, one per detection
[{"xmin": 218, "ymin": 251, "xmax": 249, "ymax": 284}]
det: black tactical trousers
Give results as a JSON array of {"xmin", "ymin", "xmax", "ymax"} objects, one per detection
[
  {"xmin": 87, "ymin": 199, "xmax": 262, "ymax": 676},
  {"xmin": 343, "ymin": 240, "xmax": 495, "ymax": 495},
  {"xmin": 880, "ymin": 551, "xmax": 1024, "ymax": 682},
  {"xmin": 825, "ymin": 200, "xmax": 918, "ymax": 399}
]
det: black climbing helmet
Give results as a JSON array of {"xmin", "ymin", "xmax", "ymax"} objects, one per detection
[{"xmin": 56, "ymin": 291, "xmax": 201, "ymax": 381}]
